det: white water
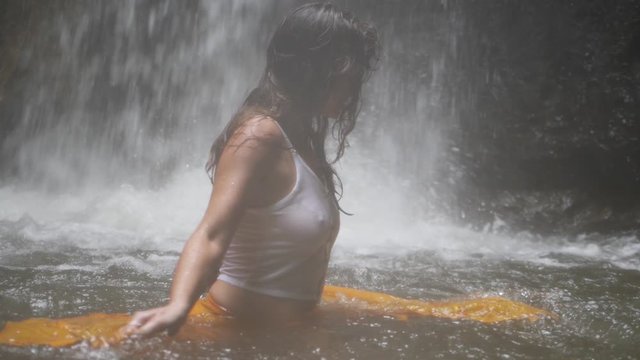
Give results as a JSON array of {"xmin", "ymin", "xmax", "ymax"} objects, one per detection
[{"xmin": 2, "ymin": 156, "xmax": 638, "ymax": 274}]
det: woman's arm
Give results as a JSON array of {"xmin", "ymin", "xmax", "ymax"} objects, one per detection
[{"xmin": 126, "ymin": 117, "xmax": 283, "ymax": 336}]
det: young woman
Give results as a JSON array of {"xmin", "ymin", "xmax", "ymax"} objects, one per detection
[{"xmin": 126, "ymin": 2, "xmax": 380, "ymax": 337}]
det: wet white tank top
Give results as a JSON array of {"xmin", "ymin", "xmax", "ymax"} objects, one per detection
[{"xmin": 217, "ymin": 121, "xmax": 340, "ymax": 301}]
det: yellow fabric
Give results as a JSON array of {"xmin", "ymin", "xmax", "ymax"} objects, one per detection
[
  {"xmin": 321, "ymin": 286, "xmax": 556, "ymax": 323},
  {"xmin": 0, "ymin": 285, "xmax": 555, "ymax": 348}
]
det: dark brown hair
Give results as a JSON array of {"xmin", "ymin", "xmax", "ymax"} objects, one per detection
[{"xmin": 205, "ymin": 2, "xmax": 379, "ymax": 213}]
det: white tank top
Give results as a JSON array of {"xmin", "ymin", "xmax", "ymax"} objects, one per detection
[{"xmin": 217, "ymin": 121, "xmax": 341, "ymax": 301}]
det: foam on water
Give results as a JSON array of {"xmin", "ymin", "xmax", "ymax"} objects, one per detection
[
  {"xmin": 0, "ymin": 169, "xmax": 209, "ymax": 252},
  {"xmin": 1, "ymin": 168, "xmax": 639, "ymax": 273}
]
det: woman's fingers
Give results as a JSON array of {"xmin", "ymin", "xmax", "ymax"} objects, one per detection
[
  {"xmin": 131, "ymin": 308, "xmax": 157, "ymax": 324},
  {"xmin": 127, "ymin": 305, "xmax": 187, "ymax": 337},
  {"xmin": 124, "ymin": 308, "xmax": 160, "ymax": 335},
  {"xmin": 122, "ymin": 305, "xmax": 189, "ymax": 338},
  {"xmin": 136, "ymin": 317, "xmax": 165, "ymax": 337}
]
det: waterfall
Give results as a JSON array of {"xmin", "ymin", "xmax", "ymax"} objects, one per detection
[{"xmin": 0, "ymin": 0, "xmax": 638, "ymax": 251}]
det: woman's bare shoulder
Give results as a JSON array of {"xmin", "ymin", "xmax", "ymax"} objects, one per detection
[
  {"xmin": 218, "ymin": 115, "xmax": 287, "ymax": 170},
  {"xmin": 226, "ymin": 115, "xmax": 286, "ymax": 150}
]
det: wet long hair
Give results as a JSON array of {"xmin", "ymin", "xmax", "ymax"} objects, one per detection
[{"xmin": 205, "ymin": 2, "xmax": 379, "ymax": 213}]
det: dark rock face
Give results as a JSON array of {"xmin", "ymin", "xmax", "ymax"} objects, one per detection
[
  {"xmin": 447, "ymin": 0, "xmax": 640, "ymax": 234},
  {"xmin": 345, "ymin": 0, "xmax": 640, "ymax": 234}
]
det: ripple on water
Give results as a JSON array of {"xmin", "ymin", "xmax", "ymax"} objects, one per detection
[{"xmin": 1, "ymin": 217, "xmax": 640, "ymax": 358}]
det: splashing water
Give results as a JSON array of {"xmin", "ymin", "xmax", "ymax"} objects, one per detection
[{"xmin": 1, "ymin": 1, "xmax": 639, "ymax": 359}]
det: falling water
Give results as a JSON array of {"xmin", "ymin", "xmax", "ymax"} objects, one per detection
[{"xmin": 1, "ymin": 0, "xmax": 639, "ymax": 358}]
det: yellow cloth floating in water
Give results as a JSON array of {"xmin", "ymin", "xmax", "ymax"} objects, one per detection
[
  {"xmin": 0, "ymin": 285, "xmax": 554, "ymax": 348},
  {"xmin": 322, "ymin": 286, "xmax": 555, "ymax": 323}
]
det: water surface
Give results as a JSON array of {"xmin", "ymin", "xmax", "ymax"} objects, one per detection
[{"xmin": 1, "ymin": 172, "xmax": 638, "ymax": 359}]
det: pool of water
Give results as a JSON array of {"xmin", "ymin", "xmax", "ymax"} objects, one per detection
[{"xmin": 0, "ymin": 173, "xmax": 639, "ymax": 359}]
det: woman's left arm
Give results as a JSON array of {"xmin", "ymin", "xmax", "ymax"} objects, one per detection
[{"xmin": 125, "ymin": 118, "xmax": 282, "ymax": 336}]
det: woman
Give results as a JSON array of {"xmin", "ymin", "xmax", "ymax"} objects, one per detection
[{"xmin": 126, "ymin": 2, "xmax": 380, "ymax": 337}]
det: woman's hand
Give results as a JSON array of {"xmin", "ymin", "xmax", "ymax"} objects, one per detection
[{"xmin": 125, "ymin": 303, "xmax": 190, "ymax": 337}]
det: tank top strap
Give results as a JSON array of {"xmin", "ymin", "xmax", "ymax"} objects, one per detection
[{"xmin": 271, "ymin": 119, "xmax": 295, "ymax": 151}]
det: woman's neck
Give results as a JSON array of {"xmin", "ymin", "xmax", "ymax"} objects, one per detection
[{"xmin": 280, "ymin": 115, "xmax": 313, "ymax": 151}]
